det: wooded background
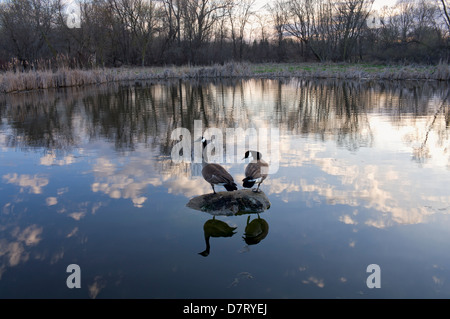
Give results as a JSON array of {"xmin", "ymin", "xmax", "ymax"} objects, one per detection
[{"xmin": 0, "ymin": 0, "xmax": 449, "ymax": 70}]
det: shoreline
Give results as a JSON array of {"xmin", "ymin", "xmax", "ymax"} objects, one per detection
[{"xmin": 1, "ymin": 62, "xmax": 449, "ymax": 94}]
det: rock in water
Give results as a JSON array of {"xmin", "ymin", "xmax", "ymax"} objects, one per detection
[{"xmin": 186, "ymin": 189, "xmax": 271, "ymax": 216}]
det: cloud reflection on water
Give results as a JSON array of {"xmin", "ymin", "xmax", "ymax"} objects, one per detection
[
  {"xmin": 0, "ymin": 79, "xmax": 449, "ymax": 288},
  {"xmin": 0, "ymin": 79, "xmax": 447, "ymax": 228}
]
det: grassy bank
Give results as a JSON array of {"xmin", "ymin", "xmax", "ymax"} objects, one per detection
[{"xmin": 1, "ymin": 62, "xmax": 449, "ymax": 93}]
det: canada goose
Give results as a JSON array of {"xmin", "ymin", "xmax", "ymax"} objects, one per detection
[
  {"xmin": 199, "ymin": 216, "xmax": 237, "ymax": 257},
  {"xmin": 198, "ymin": 137, "xmax": 238, "ymax": 194},
  {"xmin": 242, "ymin": 150, "xmax": 268, "ymax": 193}
]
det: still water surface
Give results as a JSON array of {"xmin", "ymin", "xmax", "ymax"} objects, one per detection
[{"xmin": 0, "ymin": 78, "xmax": 449, "ymax": 298}]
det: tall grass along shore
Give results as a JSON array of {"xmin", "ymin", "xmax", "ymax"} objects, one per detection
[{"xmin": 1, "ymin": 62, "xmax": 449, "ymax": 94}]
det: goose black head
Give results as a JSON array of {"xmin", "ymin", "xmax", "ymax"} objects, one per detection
[
  {"xmin": 195, "ymin": 136, "xmax": 208, "ymax": 149},
  {"xmin": 243, "ymin": 150, "xmax": 262, "ymax": 160},
  {"xmin": 201, "ymin": 136, "xmax": 207, "ymax": 149}
]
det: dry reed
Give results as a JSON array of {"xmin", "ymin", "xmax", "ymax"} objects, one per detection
[{"xmin": 1, "ymin": 61, "xmax": 449, "ymax": 94}]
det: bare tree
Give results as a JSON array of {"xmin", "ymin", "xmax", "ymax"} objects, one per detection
[
  {"xmin": 333, "ymin": 0, "xmax": 374, "ymax": 61},
  {"xmin": 0, "ymin": 0, "xmax": 59, "ymax": 68},
  {"xmin": 109, "ymin": 0, "xmax": 160, "ymax": 66},
  {"xmin": 265, "ymin": 0, "xmax": 286, "ymax": 61},
  {"xmin": 181, "ymin": 0, "xmax": 229, "ymax": 63},
  {"xmin": 395, "ymin": 0, "xmax": 416, "ymax": 43},
  {"xmin": 85, "ymin": 0, "xmax": 114, "ymax": 67},
  {"xmin": 227, "ymin": 0, "xmax": 255, "ymax": 61},
  {"xmin": 212, "ymin": 3, "xmax": 230, "ymax": 63},
  {"xmin": 0, "ymin": 0, "xmax": 449, "ymax": 67},
  {"xmin": 161, "ymin": 0, "xmax": 183, "ymax": 47},
  {"xmin": 439, "ymin": 0, "xmax": 450, "ymax": 34},
  {"xmin": 282, "ymin": 0, "xmax": 336, "ymax": 61},
  {"xmin": 54, "ymin": 0, "xmax": 112, "ymax": 68}
]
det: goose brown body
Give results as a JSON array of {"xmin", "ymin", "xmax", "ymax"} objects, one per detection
[
  {"xmin": 242, "ymin": 151, "xmax": 268, "ymax": 192},
  {"xmin": 202, "ymin": 163, "xmax": 238, "ymax": 193},
  {"xmin": 199, "ymin": 137, "xmax": 237, "ymax": 194}
]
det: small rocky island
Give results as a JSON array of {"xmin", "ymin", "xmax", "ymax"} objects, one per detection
[{"xmin": 186, "ymin": 189, "xmax": 271, "ymax": 216}]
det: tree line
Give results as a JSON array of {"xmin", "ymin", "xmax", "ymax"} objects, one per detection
[{"xmin": 0, "ymin": 0, "xmax": 449, "ymax": 71}]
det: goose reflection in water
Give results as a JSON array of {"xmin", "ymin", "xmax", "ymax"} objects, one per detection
[
  {"xmin": 189, "ymin": 192, "xmax": 271, "ymax": 257},
  {"xmin": 199, "ymin": 216, "xmax": 237, "ymax": 257},
  {"xmin": 243, "ymin": 214, "xmax": 269, "ymax": 246}
]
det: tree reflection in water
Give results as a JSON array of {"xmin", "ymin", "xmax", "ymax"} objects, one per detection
[
  {"xmin": 1, "ymin": 79, "xmax": 447, "ymax": 161},
  {"xmin": 0, "ymin": 78, "xmax": 449, "ymax": 298}
]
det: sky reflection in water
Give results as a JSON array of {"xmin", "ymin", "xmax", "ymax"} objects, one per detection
[{"xmin": 0, "ymin": 78, "xmax": 449, "ymax": 298}]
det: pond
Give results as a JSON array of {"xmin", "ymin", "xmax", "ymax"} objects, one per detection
[{"xmin": 0, "ymin": 78, "xmax": 449, "ymax": 299}]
